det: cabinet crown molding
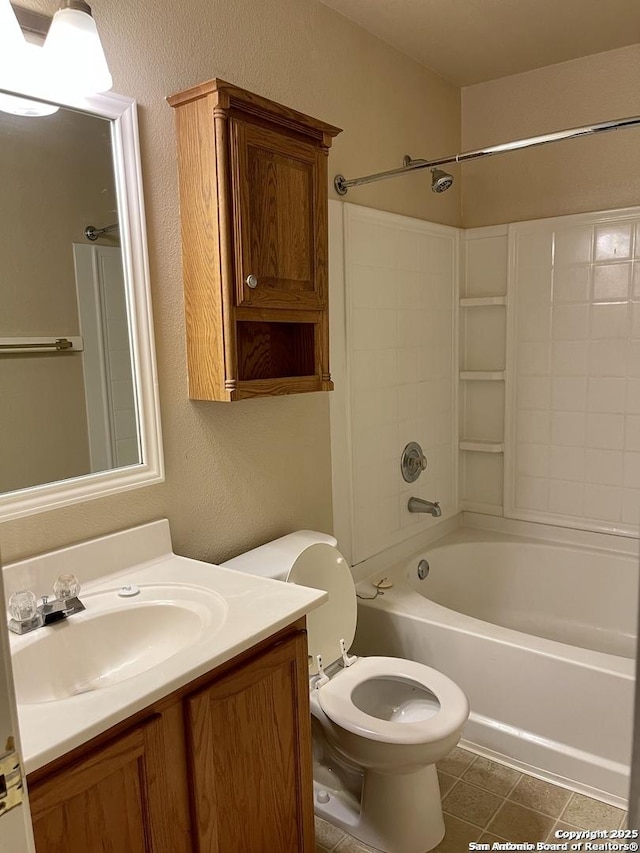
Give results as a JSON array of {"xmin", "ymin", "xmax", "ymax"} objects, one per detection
[{"xmin": 167, "ymin": 78, "xmax": 342, "ymax": 146}]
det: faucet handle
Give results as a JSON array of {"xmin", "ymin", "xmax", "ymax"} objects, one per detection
[
  {"xmin": 8, "ymin": 590, "xmax": 38, "ymax": 623},
  {"xmin": 53, "ymin": 573, "xmax": 81, "ymax": 602}
]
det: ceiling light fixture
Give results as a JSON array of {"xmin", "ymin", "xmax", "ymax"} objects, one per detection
[
  {"xmin": 0, "ymin": 0, "xmax": 112, "ymax": 116},
  {"xmin": 0, "ymin": 1, "xmax": 58, "ymax": 115},
  {"xmin": 0, "ymin": 0, "xmax": 24, "ymax": 59}
]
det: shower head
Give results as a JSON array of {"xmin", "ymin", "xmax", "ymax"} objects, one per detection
[{"xmin": 430, "ymin": 168, "xmax": 454, "ymax": 193}]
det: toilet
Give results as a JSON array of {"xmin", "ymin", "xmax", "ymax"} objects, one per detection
[{"xmin": 223, "ymin": 531, "xmax": 469, "ymax": 853}]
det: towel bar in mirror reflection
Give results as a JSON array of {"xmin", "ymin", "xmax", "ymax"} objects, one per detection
[
  {"xmin": 0, "ymin": 338, "xmax": 83, "ymax": 353},
  {"xmin": 0, "ymin": 89, "xmax": 163, "ymax": 522}
]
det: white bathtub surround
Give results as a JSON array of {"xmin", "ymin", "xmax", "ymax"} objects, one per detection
[
  {"xmin": 329, "ymin": 202, "xmax": 459, "ymax": 566},
  {"xmin": 457, "ymin": 208, "xmax": 640, "ymax": 537},
  {"xmin": 329, "ymin": 200, "xmax": 639, "ymax": 809},
  {"xmin": 332, "ymin": 202, "xmax": 640, "ymax": 568},
  {"xmin": 506, "ymin": 207, "xmax": 640, "ymax": 537},
  {"xmin": 353, "ymin": 519, "xmax": 637, "ymax": 804}
]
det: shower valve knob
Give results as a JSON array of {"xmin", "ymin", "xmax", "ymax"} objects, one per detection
[
  {"xmin": 401, "ymin": 442, "xmax": 428, "ymax": 483},
  {"xmin": 245, "ymin": 274, "xmax": 258, "ymax": 289}
]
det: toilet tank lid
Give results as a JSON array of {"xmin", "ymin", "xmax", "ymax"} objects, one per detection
[{"xmin": 221, "ymin": 530, "xmax": 338, "ymax": 580}]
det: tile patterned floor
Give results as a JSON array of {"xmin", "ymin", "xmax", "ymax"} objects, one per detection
[{"xmin": 315, "ymin": 746, "xmax": 628, "ymax": 853}]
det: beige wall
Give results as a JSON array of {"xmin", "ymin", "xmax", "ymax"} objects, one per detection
[
  {"xmin": 461, "ymin": 45, "xmax": 640, "ymax": 227},
  {"xmin": 0, "ymin": 0, "xmax": 461, "ymax": 564},
  {"xmin": 0, "ymin": 110, "xmax": 116, "ymax": 493}
]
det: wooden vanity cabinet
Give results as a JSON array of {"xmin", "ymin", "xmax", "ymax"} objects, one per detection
[
  {"xmin": 167, "ymin": 79, "xmax": 341, "ymax": 401},
  {"xmin": 27, "ymin": 624, "xmax": 315, "ymax": 853}
]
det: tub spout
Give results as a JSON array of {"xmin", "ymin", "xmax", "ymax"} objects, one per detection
[{"xmin": 408, "ymin": 497, "xmax": 442, "ymax": 517}]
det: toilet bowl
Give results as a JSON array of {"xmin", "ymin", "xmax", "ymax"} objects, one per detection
[{"xmin": 223, "ymin": 532, "xmax": 469, "ymax": 853}]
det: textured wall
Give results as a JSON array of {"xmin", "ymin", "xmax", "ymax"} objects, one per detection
[
  {"xmin": 0, "ymin": 0, "xmax": 460, "ymax": 564},
  {"xmin": 461, "ymin": 46, "xmax": 640, "ymax": 227}
]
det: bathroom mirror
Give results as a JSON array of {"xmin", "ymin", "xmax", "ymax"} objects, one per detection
[{"xmin": 0, "ymin": 89, "xmax": 163, "ymax": 522}]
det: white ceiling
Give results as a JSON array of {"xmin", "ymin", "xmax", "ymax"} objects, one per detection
[{"xmin": 319, "ymin": 0, "xmax": 640, "ymax": 86}]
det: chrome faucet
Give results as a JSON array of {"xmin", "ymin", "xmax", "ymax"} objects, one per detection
[
  {"xmin": 408, "ymin": 496, "xmax": 442, "ymax": 517},
  {"xmin": 8, "ymin": 574, "xmax": 85, "ymax": 635}
]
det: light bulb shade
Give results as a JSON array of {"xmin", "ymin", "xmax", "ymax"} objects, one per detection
[
  {"xmin": 0, "ymin": 0, "xmax": 24, "ymax": 45},
  {"xmin": 0, "ymin": 11, "xmax": 60, "ymax": 116},
  {"xmin": 0, "ymin": 0, "xmax": 26, "ymax": 69},
  {"xmin": 44, "ymin": 6, "xmax": 112, "ymax": 97}
]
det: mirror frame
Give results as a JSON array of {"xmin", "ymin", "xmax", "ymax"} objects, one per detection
[{"xmin": 0, "ymin": 89, "xmax": 164, "ymax": 522}]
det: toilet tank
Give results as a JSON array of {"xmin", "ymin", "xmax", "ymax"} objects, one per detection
[{"xmin": 221, "ymin": 530, "xmax": 338, "ymax": 580}]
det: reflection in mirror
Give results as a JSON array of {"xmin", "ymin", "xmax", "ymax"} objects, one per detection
[
  {"xmin": 0, "ymin": 106, "xmax": 140, "ymax": 494},
  {"xmin": 0, "ymin": 90, "xmax": 163, "ymax": 522}
]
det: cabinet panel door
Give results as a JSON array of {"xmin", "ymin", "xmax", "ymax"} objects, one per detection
[
  {"xmin": 186, "ymin": 631, "xmax": 314, "ymax": 853},
  {"xmin": 28, "ymin": 714, "xmax": 191, "ymax": 853},
  {"xmin": 230, "ymin": 119, "xmax": 327, "ymax": 310},
  {"xmin": 29, "ymin": 727, "xmax": 152, "ymax": 853}
]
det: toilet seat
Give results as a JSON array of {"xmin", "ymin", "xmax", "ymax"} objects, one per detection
[
  {"xmin": 317, "ymin": 656, "xmax": 469, "ymax": 745},
  {"xmin": 286, "ymin": 540, "xmax": 469, "ymax": 747}
]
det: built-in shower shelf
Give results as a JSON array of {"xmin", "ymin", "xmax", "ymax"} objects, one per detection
[
  {"xmin": 459, "ymin": 440, "xmax": 505, "ymax": 453},
  {"xmin": 459, "ymin": 370, "xmax": 505, "ymax": 381},
  {"xmin": 459, "ymin": 296, "xmax": 507, "ymax": 307}
]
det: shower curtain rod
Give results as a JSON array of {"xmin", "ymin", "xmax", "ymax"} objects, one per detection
[
  {"xmin": 334, "ymin": 114, "xmax": 640, "ymax": 195},
  {"xmin": 84, "ymin": 223, "xmax": 119, "ymax": 242}
]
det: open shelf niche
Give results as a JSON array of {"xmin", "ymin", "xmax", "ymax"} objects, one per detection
[{"xmin": 459, "ymin": 225, "xmax": 509, "ymax": 515}]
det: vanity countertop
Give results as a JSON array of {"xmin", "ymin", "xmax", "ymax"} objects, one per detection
[{"xmin": 5, "ymin": 521, "xmax": 326, "ymax": 774}]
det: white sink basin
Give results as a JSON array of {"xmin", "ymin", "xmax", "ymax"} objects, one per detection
[
  {"xmin": 12, "ymin": 584, "xmax": 227, "ymax": 704},
  {"xmin": 4, "ymin": 521, "xmax": 327, "ymax": 774}
]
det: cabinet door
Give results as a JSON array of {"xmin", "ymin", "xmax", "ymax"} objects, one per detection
[
  {"xmin": 230, "ymin": 118, "xmax": 327, "ymax": 310},
  {"xmin": 28, "ymin": 716, "xmax": 191, "ymax": 853},
  {"xmin": 29, "ymin": 727, "xmax": 153, "ymax": 853},
  {"xmin": 186, "ymin": 631, "xmax": 315, "ymax": 853}
]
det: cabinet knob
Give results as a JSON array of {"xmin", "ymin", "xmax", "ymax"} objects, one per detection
[{"xmin": 245, "ymin": 274, "xmax": 258, "ymax": 289}]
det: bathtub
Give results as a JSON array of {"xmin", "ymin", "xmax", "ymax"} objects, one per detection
[{"xmin": 352, "ymin": 526, "xmax": 638, "ymax": 805}]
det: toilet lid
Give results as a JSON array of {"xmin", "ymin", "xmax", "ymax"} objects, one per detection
[{"xmin": 287, "ymin": 543, "xmax": 356, "ymax": 675}]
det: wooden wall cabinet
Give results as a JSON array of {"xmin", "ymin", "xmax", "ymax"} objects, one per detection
[
  {"xmin": 168, "ymin": 80, "xmax": 341, "ymax": 401},
  {"xmin": 27, "ymin": 624, "xmax": 314, "ymax": 853}
]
